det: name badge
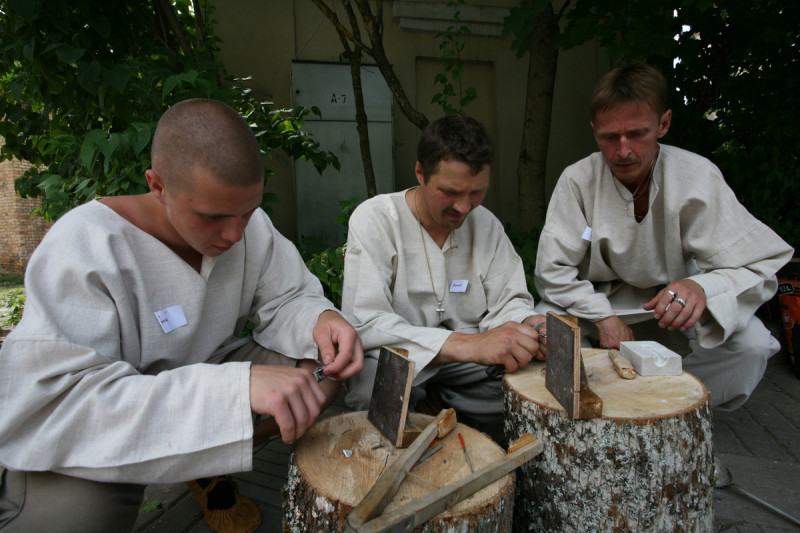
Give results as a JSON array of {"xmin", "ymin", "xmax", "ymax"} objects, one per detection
[
  {"xmin": 449, "ymin": 280, "xmax": 468, "ymax": 293},
  {"xmin": 154, "ymin": 305, "xmax": 188, "ymax": 334},
  {"xmin": 582, "ymin": 226, "xmax": 593, "ymax": 241}
]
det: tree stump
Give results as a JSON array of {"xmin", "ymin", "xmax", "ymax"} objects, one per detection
[
  {"xmin": 504, "ymin": 348, "xmax": 713, "ymax": 532},
  {"xmin": 283, "ymin": 411, "xmax": 515, "ymax": 532}
]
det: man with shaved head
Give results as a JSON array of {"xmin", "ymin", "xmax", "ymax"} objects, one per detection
[{"xmin": 0, "ymin": 99, "xmax": 363, "ymax": 533}]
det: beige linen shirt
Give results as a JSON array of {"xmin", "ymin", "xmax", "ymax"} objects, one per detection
[
  {"xmin": 342, "ymin": 190, "xmax": 535, "ymax": 384},
  {"xmin": 535, "ymin": 144, "xmax": 793, "ymax": 348},
  {"xmin": 0, "ymin": 201, "xmax": 334, "ymax": 483}
]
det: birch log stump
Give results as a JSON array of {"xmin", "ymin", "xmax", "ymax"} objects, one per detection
[
  {"xmin": 283, "ymin": 411, "xmax": 515, "ymax": 532},
  {"xmin": 504, "ymin": 348, "xmax": 713, "ymax": 532}
]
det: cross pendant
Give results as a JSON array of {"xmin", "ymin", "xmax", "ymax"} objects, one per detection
[{"xmin": 436, "ymin": 301, "xmax": 445, "ymax": 320}]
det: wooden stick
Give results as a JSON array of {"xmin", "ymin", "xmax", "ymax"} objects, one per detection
[
  {"xmin": 608, "ymin": 349, "xmax": 636, "ymax": 379},
  {"xmin": 351, "ymin": 434, "xmax": 544, "ymax": 533},
  {"xmin": 347, "ymin": 409, "xmax": 456, "ymax": 531}
]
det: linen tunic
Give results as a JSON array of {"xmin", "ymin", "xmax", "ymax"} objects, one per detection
[
  {"xmin": 342, "ymin": 189, "xmax": 534, "ymax": 384},
  {"xmin": 534, "ymin": 144, "xmax": 793, "ymax": 348},
  {"xmin": 0, "ymin": 201, "xmax": 334, "ymax": 484}
]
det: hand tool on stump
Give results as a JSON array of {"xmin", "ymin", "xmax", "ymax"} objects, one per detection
[{"xmin": 608, "ymin": 349, "xmax": 636, "ymax": 379}]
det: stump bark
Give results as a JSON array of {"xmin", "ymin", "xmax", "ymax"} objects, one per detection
[
  {"xmin": 504, "ymin": 348, "xmax": 713, "ymax": 532},
  {"xmin": 283, "ymin": 411, "xmax": 515, "ymax": 532}
]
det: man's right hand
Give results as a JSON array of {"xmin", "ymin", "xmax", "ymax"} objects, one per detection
[
  {"xmin": 249, "ymin": 365, "xmax": 326, "ymax": 444},
  {"xmin": 594, "ymin": 315, "xmax": 634, "ymax": 350},
  {"xmin": 439, "ymin": 321, "xmax": 542, "ymax": 372}
]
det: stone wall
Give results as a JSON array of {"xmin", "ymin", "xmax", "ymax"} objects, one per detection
[{"xmin": 0, "ymin": 140, "xmax": 51, "ymax": 275}]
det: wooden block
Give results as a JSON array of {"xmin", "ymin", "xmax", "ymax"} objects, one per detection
[
  {"xmin": 544, "ymin": 312, "xmax": 581, "ymax": 418},
  {"xmin": 368, "ymin": 346, "xmax": 415, "ymax": 447},
  {"xmin": 544, "ymin": 312, "xmax": 602, "ymax": 419},
  {"xmin": 620, "ymin": 341, "xmax": 682, "ymax": 376}
]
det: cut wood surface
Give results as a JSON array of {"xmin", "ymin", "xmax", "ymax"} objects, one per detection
[
  {"xmin": 510, "ymin": 348, "xmax": 707, "ymax": 418},
  {"xmin": 284, "ymin": 411, "xmax": 515, "ymax": 532},
  {"xmin": 503, "ymin": 348, "xmax": 713, "ymax": 532}
]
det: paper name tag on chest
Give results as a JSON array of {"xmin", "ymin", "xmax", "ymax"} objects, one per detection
[
  {"xmin": 154, "ymin": 305, "xmax": 188, "ymax": 334},
  {"xmin": 449, "ymin": 279, "xmax": 468, "ymax": 292}
]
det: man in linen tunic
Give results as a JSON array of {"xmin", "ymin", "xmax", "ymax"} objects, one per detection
[
  {"xmin": 343, "ymin": 115, "xmax": 546, "ymax": 430},
  {"xmin": 0, "ymin": 99, "xmax": 363, "ymax": 532},
  {"xmin": 534, "ymin": 63, "xmax": 793, "ymax": 409}
]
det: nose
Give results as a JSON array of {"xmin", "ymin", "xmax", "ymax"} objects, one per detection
[
  {"xmin": 220, "ymin": 217, "xmax": 246, "ymax": 243},
  {"xmin": 618, "ymin": 136, "xmax": 633, "ymax": 157},
  {"xmin": 453, "ymin": 195, "xmax": 472, "ymax": 214}
]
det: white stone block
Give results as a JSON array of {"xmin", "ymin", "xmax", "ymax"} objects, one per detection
[{"xmin": 619, "ymin": 341, "xmax": 682, "ymax": 376}]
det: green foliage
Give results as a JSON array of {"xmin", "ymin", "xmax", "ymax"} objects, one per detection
[
  {"xmin": 2, "ymin": 289, "xmax": 26, "ymax": 327},
  {"xmin": 140, "ymin": 500, "xmax": 162, "ymax": 513},
  {"xmin": 506, "ymin": 225, "xmax": 542, "ymax": 300},
  {"xmin": 300, "ymin": 197, "xmax": 363, "ymax": 308},
  {"xmin": 0, "ymin": 0, "xmax": 337, "ymax": 221},
  {"xmin": 431, "ymin": 0, "xmax": 478, "ymax": 115},
  {"xmin": 0, "ymin": 273, "xmax": 24, "ymax": 288}
]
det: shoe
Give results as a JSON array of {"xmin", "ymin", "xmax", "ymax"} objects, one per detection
[{"xmin": 186, "ymin": 476, "xmax": 261, "ymax": 533}]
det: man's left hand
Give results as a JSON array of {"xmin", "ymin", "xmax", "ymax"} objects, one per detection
[
  {"xmin": 522, "ymin": 314, "xmax": 548, "ymax": 360},
  {"xmin": 312, "ymin": 310, "xmax": 364, "ymax": 380},
  {"xmin": 644, "ymin": 279, "xmax": 706, "ymax": 332}
]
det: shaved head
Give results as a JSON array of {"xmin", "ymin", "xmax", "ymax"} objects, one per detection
[{"xmin": 150, "ymin": 99, "xmax": 263, "ymax": 189}]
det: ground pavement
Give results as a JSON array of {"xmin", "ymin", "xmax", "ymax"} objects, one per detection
[{"xmin": 132, "ymin": 338, "xmax": 800, "ymax": 533}]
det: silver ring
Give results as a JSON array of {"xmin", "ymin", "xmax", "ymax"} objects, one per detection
[
  {"xmin": 665, "ymin": 302, "xmax": 672, "ymax": 312},
  {"xmin": 674, "ymin": 297, "xmax": 687, "ymax": 307},
  {"xmin": 666, "ymin": 290, "xmax": 677, "ymax": 299}
]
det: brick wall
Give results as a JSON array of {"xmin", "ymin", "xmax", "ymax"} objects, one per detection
[{"xmin": 0, "ymin": 139, "xmax": 51, "ymax": 275}]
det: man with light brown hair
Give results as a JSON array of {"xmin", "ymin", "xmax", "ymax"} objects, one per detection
[{"xmin": 534, "ymin": 62, "xmax": 792, "ymax": 409}]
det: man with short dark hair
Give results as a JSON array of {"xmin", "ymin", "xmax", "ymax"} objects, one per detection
[
  {"xmin": 0, "ymin": 99, "xmax": 363, "ymax": 532},
  {"xmin": 534, "ymin": 63, "xmax": 793, "ymax": 410},
  {"xmin": 342, "ymin": 114, "xmax": 546, "ymax": 437}
]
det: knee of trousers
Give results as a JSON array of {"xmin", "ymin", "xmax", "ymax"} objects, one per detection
[{"xmin": 1, "ymin": 470, "xmax": 144, "ymax": 533}]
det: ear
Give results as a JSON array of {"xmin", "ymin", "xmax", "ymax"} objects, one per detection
[
  {"xmin": 657, "ymin": 110, "xmax": 672, "ymax": 138},
  {"xmin": 145, "ymin": 169, "xmax": 167, "ymax": 205},
  {"xmin": 414, "ymin": 161, "xmax": 425, "ymax": 186}
]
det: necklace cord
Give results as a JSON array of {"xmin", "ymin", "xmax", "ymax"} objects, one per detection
[{"xmin": 414, "ymin": 188, "xmax": 445, "ymax": 306}]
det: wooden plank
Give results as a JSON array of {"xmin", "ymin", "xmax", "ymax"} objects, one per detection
[
  {"xmin": 368, "ymin": 346, "xmax": 415, "ymax": 447},
  {"xmin": 544, "ymin": 312, "xmax": 582, "ymax": 417}
]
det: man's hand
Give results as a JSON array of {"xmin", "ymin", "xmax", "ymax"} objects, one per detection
[
  {"xmin": 440, "ymin": 320, "xmax": 543, "ymax": 371},
  {"xmin": 644, "ymin": 279, "xmax": 706, "ymax": 332},
  {"xmin": 250, "ymin": 365, "xmax": 326, "ymax": 444},
  {"xmin": 595, "ymin": 315, "xmax": 635, "ymax": 350},
  {"xmin": 312, "ymin": 310, "xmax": 364, "ymax": 380},
  {"xmin": 522, "ymin": 314, "xmax": 548, "ymax": 360}
]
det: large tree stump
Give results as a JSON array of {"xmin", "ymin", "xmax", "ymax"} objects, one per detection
[
  {"xmin": 504, "ymin": 348, "xmax": 713, "ymax": 532},
  {"xmin": 283, "ymin": 411, "xmax": 515, "ymax": 532}
]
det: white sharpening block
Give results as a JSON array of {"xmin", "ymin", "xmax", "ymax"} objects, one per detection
[{"xmin": 619, "ymin": 341, "xmax": 682, "ymax": 376}]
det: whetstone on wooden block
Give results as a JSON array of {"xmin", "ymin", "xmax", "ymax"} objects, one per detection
[
  {"xmin": 544, "ymin": 312, "xmax": 602, "ymax": 419},
  {"xmin": 620, "ymin": 341, "xmax": 682, "ymax": 376},
  {"xmin": 368, "ymin": 346, "xmax": 415, "ymax": 447}
]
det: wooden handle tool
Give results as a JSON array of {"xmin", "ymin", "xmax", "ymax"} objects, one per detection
[{"xmin": 608, "ymin": 349, "xmax": 636, "ymax": 379}]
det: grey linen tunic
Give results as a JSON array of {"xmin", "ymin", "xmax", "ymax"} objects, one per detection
[
  {"xmin": 0, "ymin": 201, "xmax": 335, "ymax": 484},
  {"xmin": 342, "ymin": 190, "xmax": 535, "ymax": 384},
  {"xmin": 534, "ymin": 144, "xmax": 793, "ymax": 348}
]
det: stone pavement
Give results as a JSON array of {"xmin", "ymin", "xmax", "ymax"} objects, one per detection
[{"xmin": 133, "ymin": 347, "xmax": 800, "ymax": 533}]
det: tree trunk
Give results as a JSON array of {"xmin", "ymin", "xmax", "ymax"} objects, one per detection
[
  {"xmin": 517, "ymin": 3, "xmax": 559, "ymax": 232},
  {"xmin": 503, "ymin": 349, "xmax": 714, "ymax": 532},
  {"xmin": 283, "ymin": 411, "xmax": 515, "ymax": 532}
]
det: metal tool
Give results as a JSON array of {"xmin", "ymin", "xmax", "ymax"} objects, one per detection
[
  {"xmin": 345, "ymin": 409, "xmax": 543, "ymax": 533},
  {"xmin": 714, "ymin": 459, "xmax": 800, "ymax": 527},
  {"xmin": 313, "ymin": 364, "xmax": 338, "ymax": 382}
]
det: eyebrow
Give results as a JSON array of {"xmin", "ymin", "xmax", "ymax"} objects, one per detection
[{"xmin": 198, "ymin": 206, "xmax": 259, "ymax": 219}]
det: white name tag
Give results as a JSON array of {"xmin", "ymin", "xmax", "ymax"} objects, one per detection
[
  {"xmin": 582, "ymin": 226, "xmax": 593, "ymax": 241},
  {"xmin": 154, "ymin": 305, "xmax": 188, "ymax": 334},
  {"xmin": 449, "ymin": 280, "xmax": 468, "ymax": 293}
]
